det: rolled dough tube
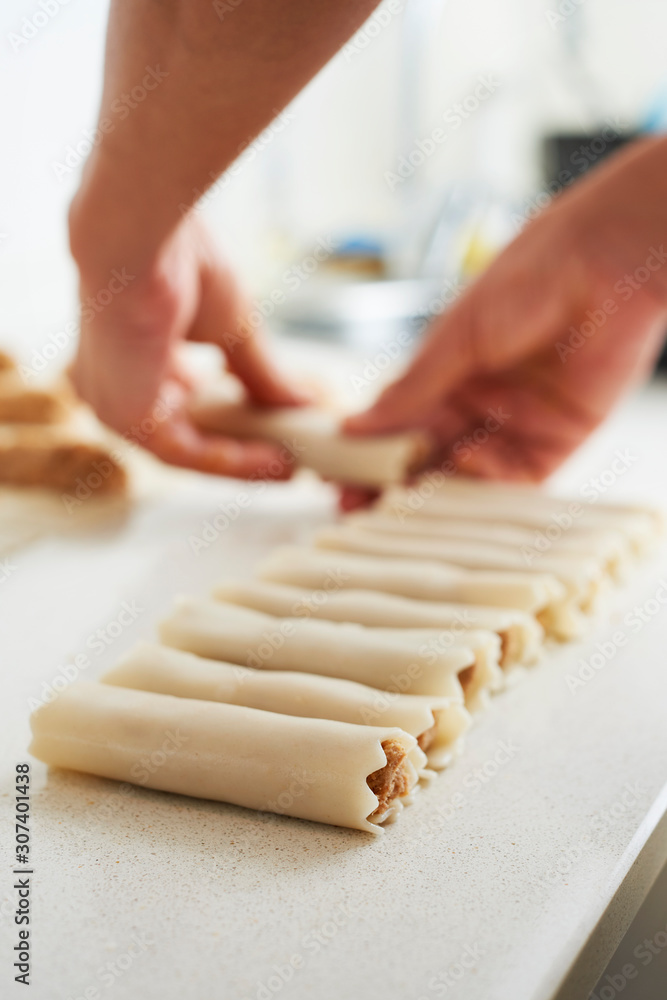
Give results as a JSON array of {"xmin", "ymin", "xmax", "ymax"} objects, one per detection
[
  {"xmin": 189, "ymin": 387, "xmax": 430, "ymax": 487},
  {"xmin": 410, "ymin": 628, "xmax": 501, "ymax": 712},
  {"xmin": 160, "ymin": 597, "xmax": 496, "ymax": 713},
  {"xmin": 380, "ymin": 484, "xmax": 659, "ymax": 556},
  {"xmin": 29, "ymin": 682, "xmax": 426, "ymax": 833},
  {"xmin": 315, "ymin": 525, "xmax": 606, "ymax": 614},
  {"xmin": 160, "ymin": 597, "xmax": 477, "ymax": 700},
  {"xmin": 258, "ymin": 545, "xmax": 581, "ymax": 640},
  {"xmin": 190, "ymin": 591, "xmax": 503, "ymax": 709},
  {"xmin": 214, "ymin": 579, "xmax": 544, "ymax": 667},
  {"xmin": 349, "ymin": 511, "xmax": 631, "ymax": 581},
  {"xmin": 0, "ymin": 425, "xmax": 126, "ymax": 494},
  {"xmin": 0, "ymin": 373, "xmax": 69, "ymax": 423},
  {"xmin": 411, "ymin": 475, "xmax": 664, "ymax": 528},
  {"xmin": 103, "ymin": 642, "xmax": 471, "ymax": 770}
]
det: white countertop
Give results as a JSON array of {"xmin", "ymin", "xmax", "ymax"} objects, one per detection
[{"xmin": 2, "ymin": 376, "xmax": 667, "ymax": 1000}]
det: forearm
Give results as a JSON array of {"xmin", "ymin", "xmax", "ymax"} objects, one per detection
[
  {"xmin": 560, "ymin": 135, "xmax": 667, "ymax": 302},
  {"xmin": 70, "ymin": 0, "xmax": 379, "ymax": 274}
]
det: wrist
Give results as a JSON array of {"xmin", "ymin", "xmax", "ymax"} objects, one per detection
[{"xmin": 69, "ymin": 148, "xmax": 186, "ymax": 284}]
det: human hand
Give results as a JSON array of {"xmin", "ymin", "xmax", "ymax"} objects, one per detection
[
  {"xmin": 346, "ymin": 137, "xmax": 667, "ymax": 482},
  {"xmin": 69, "ymin": 208, "xmax": 306, "ymax": 479}
]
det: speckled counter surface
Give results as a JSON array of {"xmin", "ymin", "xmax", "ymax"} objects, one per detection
[{"xmin": 2, "ymin": 383, "xmax": 667, "ymax": 1000}]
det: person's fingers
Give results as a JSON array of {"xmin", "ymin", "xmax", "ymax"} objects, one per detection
[
  {"xmin": 344, "ymin": 293, "xmax": 480, "ymax": 437},
  {"xmin": 72, "ymin": 320, "xmax": 173, "ymax": 432},
  {"xmin": 338, "ymin": 485, "xmax": 379, "ymax": 512},
  {"xmin": 166, "ymin": 351, "xmax": 198, "ymax": 393},
  {"xmin": 427, "ymin": 364, "xmax": 601, "ymax": 482},
  {"xmin": 345, "ymin": 209, "xmax": 577, "ymax": 438},
  {"xmin": 188, "ymin": 257, "xmax": 310, "ymax": 407},
  {"xmin": 143, "ymin": 406, "xmax": 296, "ymax": 479}
]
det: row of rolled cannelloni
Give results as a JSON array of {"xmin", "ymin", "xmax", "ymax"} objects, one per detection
[
  {"xmin": 159, "ymin": 596, "xmax": 500, "ymax": 710},
  {"xmin": 30, "ymin": 680, "xmax": 429, "ymax": 833},
  {"xmin": 29, "ymin": 477, "xmax": 661, "ymax": 833}
]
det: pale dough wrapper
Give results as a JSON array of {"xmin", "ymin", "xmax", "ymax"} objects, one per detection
[
  {"xmin": 213, "ymin": 579, "xmax": 544, "ymax": 667},
  {"xmin": 29, "ymin": 682, "xmax": 426, "ymax": 833},
  {"xmin": 381, "ymin": 482, "xmax": 660, "ymax": 557},
  {"xmin": 413, "ymin": 475, "xmax": 664, "ymax": 528},
  {"xmin": 411, "ymin": 627, "xmax": 501, "ymax": 711},
  {"xmin": 314, "ymin": 525, "xmax": 606, "ymax": 615},
  {"xmin": 349, "ymin": 511, "xmax": 631, "ymax": 581},
  {"xmin": 189, "ymin": 386, "xmax": 429, "ymax": 488},
  {"xmin": 161, "ymin": 599, "xmax": 499, "ymax": 714},
  {"xmin": 103, "ymin": 642, "xmax": 471, "ymax": 770},
  {"xmin": 160, "ymin": 597, "xmax": 478, "ymax": 701},
  {"xmin": 258, "ymin": 545, "xmax": 579, "ymax": 640}
]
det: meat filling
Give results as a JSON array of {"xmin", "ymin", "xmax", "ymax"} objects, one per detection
[
  {"xmin": 367, "ymin": 738, "xmax": 410, "ymax": 817},
  {"xmin": 499, "ymin": 629, "xmax": 521, "ymax": 668},
  {"xmin": 457, "ymin": 664, "xmax": 476, "ymax": 692},
  {"xmin": 417, "ymin": 722, "xmax": 437, "ymax": 754},
  {"xmin": 0, "ymin": 387, "xmax": 66, "ymax": 424},
  {"xmin": 0, "ymin": 433, "xmax": 127, "ymax": 495}
]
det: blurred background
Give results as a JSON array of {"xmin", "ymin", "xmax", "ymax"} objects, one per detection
[
  {"xmin": 2, "ymin": 0, "xmax": 667, "ymax": 362},
  {"xmin": 2, "ymin": 4, "xmax": 667, "ymax": 995}
]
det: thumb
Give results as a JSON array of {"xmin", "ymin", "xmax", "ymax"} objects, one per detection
[
  {"xmin": 345, "ymin": 292, "xmax": 478, "ymax": 435},
  {"xmin": 189, "ymin": 260, "xmax": 309, "ymax": 408}
]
